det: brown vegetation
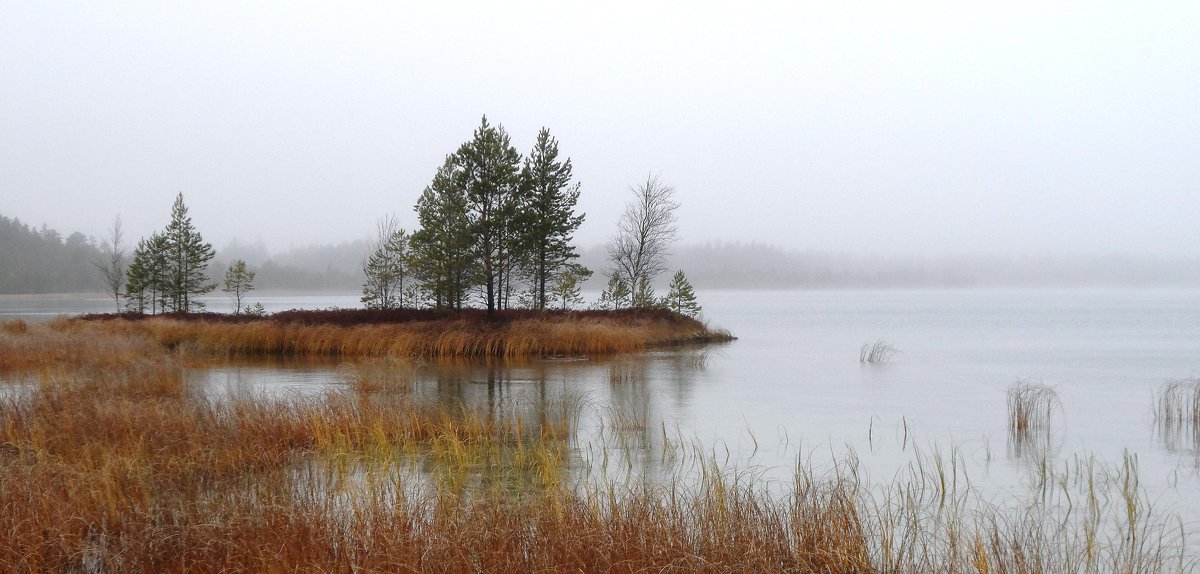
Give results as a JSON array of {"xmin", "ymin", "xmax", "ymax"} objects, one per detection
[
  {"xmin": 70, "ymin": 308, "xmax": 733, "ymax": 359},
  {"xmin": 0, "ymin": 321, "xmax": 1191, "ymax": 572}
]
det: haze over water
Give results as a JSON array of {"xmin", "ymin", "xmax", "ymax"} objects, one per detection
[{"xmin": 3, "ymin": 2, "xmax": 1197, "ymax": 262}]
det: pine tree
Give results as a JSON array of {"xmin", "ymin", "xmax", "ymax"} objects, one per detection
[
  {"xmin": 223, "ymin": 259, "xmax": 256, "ymax": 315},
  {"xmin": 548, "ymin": 264, "xmax": 592, "ymax": 310},
  {"xmin": 664, "ymin": 270, "xmax": 701, "ymax": 317},
  {"xmin": 456, "ymin": 116, "xmax": 522, "ymax": 315},
  {"xmin": 124, "ymin": 232, "xmax": 169, "ymax": 314},
  {"xmin": 162, "ymin": 193, "xmax": 216, "ymax": 313},
  {"xmin": 596, "ymin": 273, "xmax": 631, "ymax": 310},
  {"xmin": 519, "ymin": 128, "xmax": 585, "ymax": 310},
  {"xmin": 633, "ymin": 275, "xmax": 658, "ymax": 309},
  {"xmin": 410, "ymin": 156, "xmax": 475, "ymax": 310}
]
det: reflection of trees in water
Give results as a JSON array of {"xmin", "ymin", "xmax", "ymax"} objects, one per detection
[
  {"xmin": 596, "ymin": 350, "xmax": 713, "ymax": 483},
  {"xmin": 208, "ymin": 349, "xmax": 719, "ymax": 491}
]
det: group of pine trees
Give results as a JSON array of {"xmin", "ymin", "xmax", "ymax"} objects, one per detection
[
  {"xmin": 123, "ymin": 193, "xmax": 218, "ymax": 313},
  {"xmin": 362, "ymin": 117, "xmax": 591, "ymax": 315},
  {"xmin": 359, "ymin": 116, "xmax": 703, "ymax": 318}
]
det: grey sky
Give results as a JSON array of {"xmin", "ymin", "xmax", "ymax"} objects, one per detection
[{"xmin": 3, "ymin": 1, "xmax": 1197, "ymax": 258}]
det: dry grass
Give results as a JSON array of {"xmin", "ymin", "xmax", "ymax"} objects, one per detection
[
  {"xmin": 859, "ymin": 339, "xmax": 899, "ymax": 364},
  {"xmin": 1007, "ymin": 381, "xmax": 1061, "ymax": 460},
  {"xmin": 59, "ymin": 310, "xmax": 731, "ymax": 360},
  {"xmin": 0, "ymin": 321, "xmax": 1191, "ymax": 573},
  {"xmin": 1153, "ymin": 378, "xmax": 1200, "ymax": 452},
  {"xmin": 1008, "ymin": 381, "xmax": 1060, "ymax": 435}
]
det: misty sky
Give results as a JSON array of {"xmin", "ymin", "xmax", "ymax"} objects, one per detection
[{"xmin": 2, "ymin": 1, "xmax": 1198, "ymax": 258}]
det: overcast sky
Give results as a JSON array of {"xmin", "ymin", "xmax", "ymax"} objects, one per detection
[{"xmin": 2, "ymin": 1, "xmax": 1197, "ymax": 258}]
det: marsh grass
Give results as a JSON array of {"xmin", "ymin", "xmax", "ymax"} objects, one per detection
[
  {"xmin": 0, "ymin": 321, "xmax": 1192, "ymax": 572},
  {"xmin": 1006, "ymin": 382, "xmax": 1062, "ymax": 464},
  {"xmin": 66, "ymin": 309, "xmax": 731, "ymax": 360},
  {"xmin": 1153, "ymin": 378, "xmax": 1200, "ymax": 453},
  {"xmin": 860, "ymin": 339, "xmax": 899, "ymax": 364},
  {"xmin": 1008, "ymin": 382, "xmax": 1059, "ymax": 432}
]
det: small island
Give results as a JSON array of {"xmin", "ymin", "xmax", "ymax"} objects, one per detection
[{"xmin": 74, "ymin": 307, "xmax": 734, "ymax": 359}]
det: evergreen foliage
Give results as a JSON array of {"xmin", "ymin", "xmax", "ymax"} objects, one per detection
[
  {"xmin": 596, "ymin": 273, "xmax": 631, "ymax": 310},
  {"xmin": 518, "ymin": 128, "xmax": 585, "ymax": 310},
  {"xmin": 124, "ymin": 233, "xmax": 169, "ymax": 314},
  {"xmin": 663, "ymin": 270, "xmax": 701, "ymax": 317},
  {"xmin": 409, "ymin": 156, "xmax": 475, "ymax": 310},
  {"xmin": 0, "ymin": 215, "xmax": 106, "ymax": 294},
  {"xmin": 633, "ymin": 276, "xmax": 659, "ymax": 309},
  {"xmin": 123, "ymin": 194, "xmax": 215, "ymax": 314},
  {"xmin": 548, "ymin": 264, "xmax": 592, "ymax": 310},
  {"xmin": 223, "ymin": 259, "xmax": 256, "ymax": 315},
  {"xmin": 456, "ymin": 116, "xmax": 523, "ymax": 315},
  {"xmin": 162, "ymin": 193, "xmax": 216, "ymax": 312}
]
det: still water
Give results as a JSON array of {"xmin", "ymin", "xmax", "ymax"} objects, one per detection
[{"xmin": 4, "ymin": 289, "xmax": 1200, "ymax": 520}]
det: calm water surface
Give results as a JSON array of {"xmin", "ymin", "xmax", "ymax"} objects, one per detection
[{"xmin": 6, "ymin": 289, "xmax": 1200, "ymax": 521}]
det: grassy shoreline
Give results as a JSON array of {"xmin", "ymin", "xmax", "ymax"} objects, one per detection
[
  {"xmin": 1, "ymin": 319, "xmax": 1194, "ymax": 572},
  {"xmin": 65, "ymin": 308, "xmax": 735, "ymax": 359}
]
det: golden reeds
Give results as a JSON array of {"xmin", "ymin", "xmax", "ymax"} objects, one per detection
[
  {"xmin": 1008, "ymin": 381, "xmax": 1059, "ymax": 435},
  {"xmin": 0, "ymin": 321, "xmax": 1192, "ymax": 572},
  {"xmin": 58, "ymin": 312, "xmax": 730, "ymax": 360}
]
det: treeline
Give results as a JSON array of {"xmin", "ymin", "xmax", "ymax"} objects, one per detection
[
  {"xmin": 592, "ymin": 242, "xmax": 1200, "ymax": 289},
  {"xmin": 0, "ymin": 215, "xmax": 106, "ymax": 294},
  {"xmin": 0, "ymin": 215, "xmax": 366, "ymax": 295}
]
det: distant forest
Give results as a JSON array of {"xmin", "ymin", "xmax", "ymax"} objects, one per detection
[
  {"xmin": 4, "ymin": 214, "xmax": 1200, "ymax": 295},
  {"xmin": 0, "ymin": 214, "xmax": 366, "ymax": 295},
  {"xmin": 0, "ymin": 215, "xmax": 105, "ymax": 293}
]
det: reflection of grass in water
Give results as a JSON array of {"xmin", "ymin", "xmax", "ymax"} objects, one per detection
[
  {"xmin": 0, "ymin": 324, "xmax": 1193, "ymax": 572},
  {"xmin": 1154, "ymin": 378, "xmax": 1200, "ymax": 453}
]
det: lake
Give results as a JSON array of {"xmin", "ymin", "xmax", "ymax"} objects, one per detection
[{"xmin": 4, "ymin": 288, "xmax": 1200, "ymax": 525}]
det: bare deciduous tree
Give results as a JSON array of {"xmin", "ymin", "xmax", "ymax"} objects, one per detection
[
  {"xmin": 93, "ymin": 214, "xmax": 125, "ymax": 312},
  {"xmin": 607, "ymin": 174, "xmax": 679, "ymax": 307}
]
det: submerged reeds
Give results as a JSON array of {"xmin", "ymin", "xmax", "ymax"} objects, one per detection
[
  {"xmin": 859, "ymin": 339, "xmax": 899, "ymax": 364},
  {"xmin": 1008, "ymin": 381, "xmax": 1060, "ymax": 436},
  {"xmin": 1007, "ymin": 381, "xmax": 1061, "ymax": 460},
  {"xmin": 1153, "ymin": 378, "xmax": 1200, "ymax": 453}
]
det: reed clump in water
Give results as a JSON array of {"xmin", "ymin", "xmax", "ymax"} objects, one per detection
[
  {"xmin": 1007, "ymin": 381, "xmax": 1060, "ymax": 436},
  {"xmin": 859, "ymin": 339, "xmax": 899, "ymax": 364},
  {"xmin": 71, "ymin": 308, "xmax": 733, "ymax": 359},
  {"xmin": 1153, "ymin": 378, "xmax": 1200, "ymax": 451}
]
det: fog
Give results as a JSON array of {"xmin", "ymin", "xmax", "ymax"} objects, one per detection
[{"xmin": 3, "ymin": 1, "xmax": 1198, "ymax": 261}]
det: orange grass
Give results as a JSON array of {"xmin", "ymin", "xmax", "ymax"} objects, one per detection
[
  {"xmin": 0, "ymin": 323, "xmax": 1190, "ymax": 573},
  {"xmin": 61, "ymin": 311, "xmax": 732, "ymax": 360}
]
